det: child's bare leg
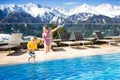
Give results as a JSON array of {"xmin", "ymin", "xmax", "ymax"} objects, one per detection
[
  {"xmin": 47, "ymin": 44, "xmax": 50, "ymax": 53},
  {"xmin": 44, "ymin": 44, "xmax": 47, "ymax": 53},
  {"xmin": 28, "ymin": 56, "xmax": 32, "ymax": 62},
  {"xmin": 45, "ymin": 44, "xmax": 49, "ymax": 53},
  {"xmin": 33, "ymin": 55, "xmax": 36, "ymax": 62},
  {"xmin": 48, "ymin": 44, "xmax": 51, "ymax": 52},
  {"xmin": 46, "ymin": 45, "xmax": 49, "ymax": 53}
]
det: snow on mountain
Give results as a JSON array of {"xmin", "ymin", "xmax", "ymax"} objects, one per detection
[
  {"xmin": 0, "ymin": 4, "xmax": 23, "ymax": 15},
  {"xmin": 69, "ymin": 4, "xmax": 97, "ymax": 15},
  {"xmin": 0, "ymin": 3, "xmax": 120, "ymax": 18},
  {"xmin": 0, "ymin": 3, "xmax": 67, "ymax": 18},
  {"xmin": 67, "ymin": 13, "xmax": 94, "ymax": 23},
  {"xmin": 95, "ymin": 3, "xmax": 120, "ymax": 18},
  {"xmin": 69, "ymin": 3, "xmax": 120, "ymax": 18},
  {"xmin": 20, "ymin": 3, "xmax": 41, "ymax": 17},
  {"xmin": 55, "ymin": 6, "xmax": 69, "ymax": 16},
  {"xmin": 0, "ymin": 3, "xmax": 120, "ymax": 23}
]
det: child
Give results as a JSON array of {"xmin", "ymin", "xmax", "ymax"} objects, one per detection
[
  {"xmin": 42, "ymin": 24, "xmax": 64, "ymax": 53},
  {"xmin": 27, "ymin": 36, "xmax": 38, "ymax": 62}
]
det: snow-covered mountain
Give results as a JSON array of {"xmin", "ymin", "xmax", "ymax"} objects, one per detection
[
  {"xmin": 69, "ymin": 4, "xmax": 97, "ymax": 15},
  {"xmin": 0, "ymin": 3, "xmax": 120, "ymax": 23},
  {"xmin": 0, "ymin": 3, "xmax": 66, "ymax": 17},
  {"xmin": 69, "ymin": 3, "xmax": 120, "ymax": 18}
]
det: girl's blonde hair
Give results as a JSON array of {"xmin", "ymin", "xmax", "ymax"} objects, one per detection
[
  {"xmin": 43, "ymin": 25, "xmax": 49, "ymax": 30},
  {"xmin": 31, "ymin": 36, "xmax": 37, "ymax": 41}
]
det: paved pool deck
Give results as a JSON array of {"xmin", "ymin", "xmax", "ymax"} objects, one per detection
[{"xmin": 0, "ymin": 44, "xmax": 120, "ymax": 65}]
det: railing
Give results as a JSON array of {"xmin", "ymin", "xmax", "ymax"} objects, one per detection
[
  {"xmin": 0, "ymin": 23, "xmax": 120, "ymax": 38},
  {"xmin": 65, "ymin": 23, "xmax": 120, "ymax": 38}
]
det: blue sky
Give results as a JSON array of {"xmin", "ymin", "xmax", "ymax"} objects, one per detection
[{"xmin": 0, "ymin": 0, "xmax": 120, "ymax": 9}]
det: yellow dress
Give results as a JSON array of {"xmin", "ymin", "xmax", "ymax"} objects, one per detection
[{"xmin": 27, "ymin": 41, "xmax": 37, "ymax": 52}]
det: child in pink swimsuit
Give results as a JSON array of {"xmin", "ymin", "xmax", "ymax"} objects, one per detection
[
  {"xmin": 42, "ymin": 24, "xmax": 63, "ymax": 53},
  {"xmin": 43, "ymin": 31, "xmax": 51, "ymax": 45}
]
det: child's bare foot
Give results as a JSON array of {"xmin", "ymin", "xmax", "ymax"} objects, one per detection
[
  {"xmin": 28, "ymin": 58, "xmax": 30, "ymax": 62},
  {"xmin": 33, "ymin": 60, "xmax": 36, "ymax": 63},
  {"xmin": 45, "ymin": 52, "xmax": 47, "ymax": 54}
]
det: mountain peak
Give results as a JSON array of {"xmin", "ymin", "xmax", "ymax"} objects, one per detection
[
  {"xmin": 99, "ymin": 3, "xmax": 112, "ymax": 7},
  {"xmin": 69, "ymin": 3, "xmax": 95, "ymax": 15},
  {"xmin": 97, "ymin": 3, "xmax": 113, "ymax": 9},
  {"xmin": 0, "ymin": 3, "xmax": 120, "ymax": 23},
  {"xmin": 56, "ymin": 6, "xmax": 69, "ymax": 13},
  {"xmin": 37, "ymin": 4, "xmax": 42, "ymax": 8},
  {"xmin": 81, "ymin": 3, "xmax": 91, "ymax": 8},
  {"xmin": 96, "ymin": 3, "xmax": 120, "ymax": 17}
]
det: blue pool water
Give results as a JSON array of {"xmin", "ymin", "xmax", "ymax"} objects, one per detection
[{"xmin": 1, "ymin": 53, "xmax": 120, "ymax": 80}]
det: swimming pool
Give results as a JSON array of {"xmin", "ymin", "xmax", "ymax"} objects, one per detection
[{"xmin": 0, "ymin": 53, "xmax": 120, "ymax": 80}]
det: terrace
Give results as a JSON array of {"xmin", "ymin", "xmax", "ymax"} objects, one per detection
[{"xmin": 0, "ymin": 23, "xmax": 120, "ymax": 65}]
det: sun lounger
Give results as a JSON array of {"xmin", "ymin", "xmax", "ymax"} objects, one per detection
[
  {"xmin": 0, "ymin": 33, "xmax": 23, "ymax": 54},
  {"xmin": 51, "ymin": 42, "xmax": 57, "ymax": 47},
  {"xmin": 95, "ymin": 31, "xmax": 117, "ymax": 45},
  {"xmin": 74, "ymin": 32, "xmax": 93, "ymax": 46},
  {"xmin": 58, "ymin": 32, "xmax": 79, "ymax": 47}
]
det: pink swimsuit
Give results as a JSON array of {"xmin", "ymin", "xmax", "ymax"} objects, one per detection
[{"xmin": 43, "ymin": 31, "xmax": 51, "ymax": 45}]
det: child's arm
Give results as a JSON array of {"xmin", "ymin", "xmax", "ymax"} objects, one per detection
[
  {"xmin": 37, "ymin": 38, "xmax": 44, "ymax": 45},
  {"xmin": 51, "ymin": 24, "xmax": 65, "ymax": 32},
  {"xmin": 42, "ymin": 33, "xmax": 45, "ymax": 41}
]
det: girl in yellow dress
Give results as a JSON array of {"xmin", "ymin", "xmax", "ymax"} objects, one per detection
[{"xmin": 27, "ymin": 36, "xmax": 38, "ymax": 62}]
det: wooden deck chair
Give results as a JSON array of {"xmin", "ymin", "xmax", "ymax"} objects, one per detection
[
  {"xmin": 0, "ymin": 33, "xmax": 23, "ymax": 54},
  {"xmin": 58, "ymin": 32, "xmax": 79, "ymax": 47},
  {"xmin": 51, "ymin": 34, "xmax": 58, "ymax": 49},
  {"xmin": 95, "ymin": 31, "xmax": 115, "ymax": 45},
  {"xmin": 74, "ymin": 32, "xmax": 93, "ymax": 46}
]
